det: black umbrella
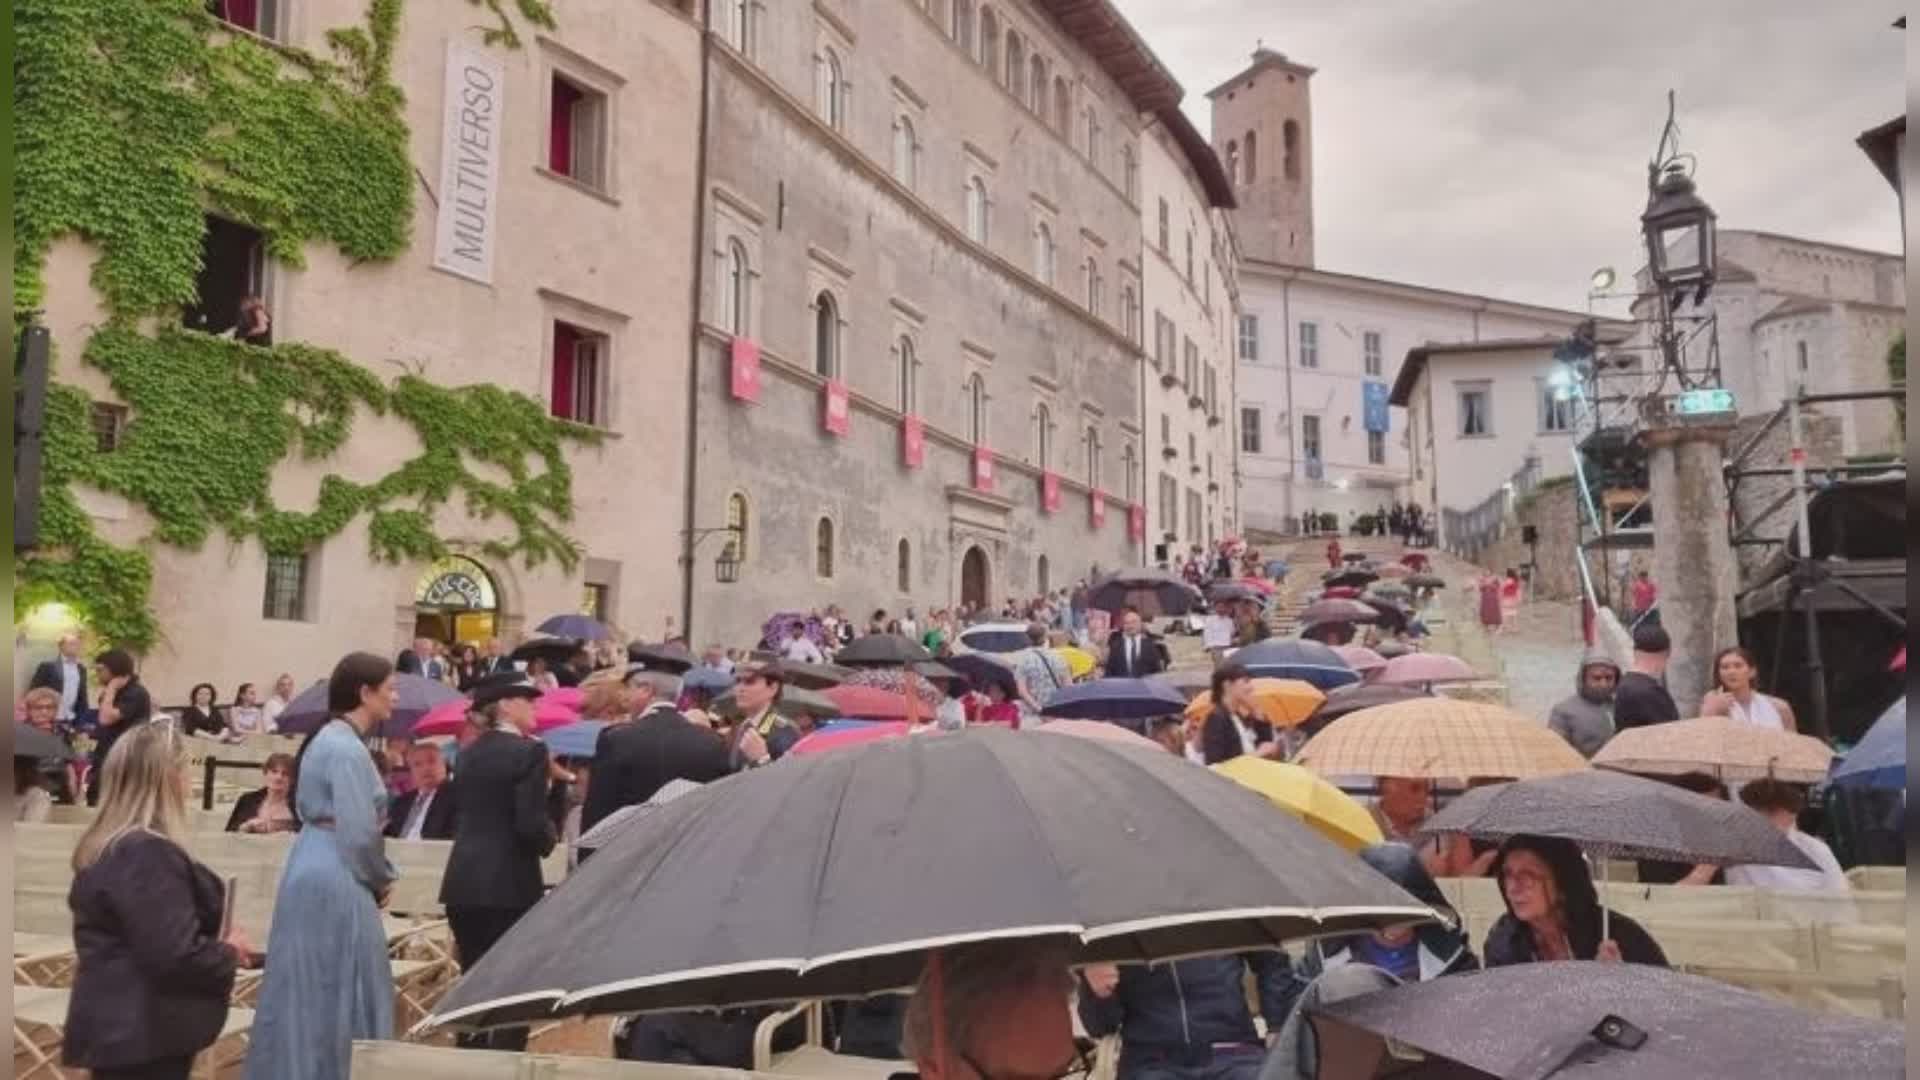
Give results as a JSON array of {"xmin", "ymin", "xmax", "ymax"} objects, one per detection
[
  {"xmin": 1359, "ymin": 598, "xmax": 1411, "ymax": 633},
  {"xmin": 1085, "ymin": 568, "xmax": 1204, "ymax": 618},
  {"xmin": 1310, "ymin": 962, "xmax": 1903, "ymax": 1080},
  {"xmin": 1322, "ymin": 569, "xmax": 1378, "ymax": 589},
  {"xmin": 1038, "ymin": 677, "xmax": 1188, "ymax": 720},
  {"xmin": 275, "ymin": 674, "xmax": 464, "ymax": 738},
  {"xmin": 943, "ymin": 653, "xmax": 1017, "ymax": 697},
  {"xmin": 768, "ymin": 660, "xmax": 854, "ymax": 690},
  {"xmin": 1157, "ymin": 669, "xmax": 1212, "ymax": 701},
  {"xmin": 1300, "ymin": 599, "xmax": 1381, "ymax": 626},
  {"xmin": 1206, "ymin": 582, "xmax": 1262, "ymax": 604},
  {"xmin": 14, "ymin": 724, "xmax": 73, "ymax": 762},
  {"xmin": 419, "ymin": 727, "xmax": 1434, "ymax": 1031},
  {"xmin": 627, "ymin": 640, "xmax": 694, "ymax": 674},
  {"xmin": 1341, "ymin": 552, "xmax": 1370, "ymax": 564},
  {"xmin": 1305, "ymin": 684, "xmax": 1431, "ymax": 730},
  {"xmin": 1406, "ymin": 573, "xmax": 1446, "ymax": 589},
  {"xmin": 512, "ymin": 634, "xmax": 583, "ymax": 662},
  {"xmin": 537, "ymin": 614, "xmax": 613, "ymax": 640},
  {"xmin": 834, "ymin": 633, "xmax": 933, "ymax": 668},
  {"xmin": 1233, "ymin": 639, "xmax": 1362, "ymax": 691}
]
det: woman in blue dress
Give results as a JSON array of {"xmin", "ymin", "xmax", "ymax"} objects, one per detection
[{"xmin": 245, "ymin": 652, "xmax": 398, "ymax": 1080}]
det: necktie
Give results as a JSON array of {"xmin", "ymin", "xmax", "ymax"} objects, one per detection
[
  {"xmin": 404, "ymin": 791, "xmax": 431, "ymax": 839},
  {"xmin": 1127, "ymin": 637, "xmax": 1137, "ymax": 671}
]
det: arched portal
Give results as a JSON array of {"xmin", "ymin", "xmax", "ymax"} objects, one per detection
[
  {"xmin": 413, "ymin": 555, "xmax": 502, "ymax": 647},
  {"xmin": 960, "ymin": 546, "xmax": 990, "ymax": 611}
]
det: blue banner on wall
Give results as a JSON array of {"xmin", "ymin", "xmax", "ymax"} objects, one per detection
[{"xmin": 1363, "ymin": 381, "xmax": 1390, "ymax": 433}]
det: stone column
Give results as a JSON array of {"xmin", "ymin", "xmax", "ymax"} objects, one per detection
[{"xmin": 1637, "ymin": 421, "xmax": 1740, "ymax": 711}]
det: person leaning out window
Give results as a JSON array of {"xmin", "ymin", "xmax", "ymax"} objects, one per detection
[{"xmin": 63, "ymin": 722, "xmax": 253, "ymax": 1080}]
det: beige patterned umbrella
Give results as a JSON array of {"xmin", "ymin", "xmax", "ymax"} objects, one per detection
[
  {"xmin": 1591, "ymin": 716, "xmax": 1834, "ymax": 783},
  {"xmin": 1297, "ymin": 698, "xmax": 1587, "ymax": 782}
]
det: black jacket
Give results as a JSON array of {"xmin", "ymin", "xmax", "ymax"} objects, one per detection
[
  {"xmin": 582, "ymin": 707, "xmax": 732, "ymax": 833},
  {"xmin": 224, "ymin": 788, "xmax": 301, "ymax": 833},
  {"xmin": 64, "ymin": 831, "xmax": 237, "ymax": 1069},
  {"xmin": 1484, "ymin": 835, "xmax": 1670, "ymax": 968},
  {"xmin": 1611, "ymin": 671, "xmax": 1679, "ymax": 731},
  {"xmin": 29, "ymin": 658, "xmax": 87, "ymax": 712},
  {"xmin": 1104, "ymin": 631, "xmax": 1168, "ymax": 677},
  {"xmin": 439, "ymin": 730, "xmax": 555, "ymax": 910},
  {"xmin": 384, "ymin": 783, "xmax": 458, "ymax": 840},
  {"xmin": 92, "ymin": 679, "xmax": 153, "ymax": 761},
  {"xmin": 1200, "ymin": 706, "xmax": 1273, "ymax": 765},
  {"xmin": 1078, "ymin": 953, "xmax": 1297, "ymax": 1069}
]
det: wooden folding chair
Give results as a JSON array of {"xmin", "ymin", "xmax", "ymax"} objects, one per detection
[{"xmin": 13, "ymin": 985, "xmax": 70, "ymax": 1079}]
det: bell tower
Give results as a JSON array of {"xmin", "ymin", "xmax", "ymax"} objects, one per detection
[{"xmin": 1207, "ymin": 47, "xmax": 1315, "ymax": 267}]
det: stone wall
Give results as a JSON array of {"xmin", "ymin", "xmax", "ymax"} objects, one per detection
[{"xmin": 1474, "ymin": 479, "xmax": 1587, "ymax": 602}]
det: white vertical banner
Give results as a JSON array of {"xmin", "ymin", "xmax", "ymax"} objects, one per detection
[{"xmin": 432, "ymin": 41, "xmax": 505, "ymax": 285}]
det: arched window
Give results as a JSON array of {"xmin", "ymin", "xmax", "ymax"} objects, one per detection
[
  {"xmin": 978, "ymin": 7, "xmax": 999, "ymax": 70},
  {"xmin": 1033, "ymin": 222, "xmax": 1054, "ymax": 286},
  {"xmin": 1083, "ymin": 105, "xmax": 1099, "ymax": 163},
  {"xmin": 1036, "ymin": 554, "xmax": 1050, "ymax": 595},
  {"xmin": 1083, "ymin": 425, "xmax": 1100, "ymax": 488},
  {"xmin": 965, "ymin": 177, "xmax": 989, "ymax": 243},
  {"xmin": 1122, "ymin": 443, "xmax": 1139, "ymax": 501},
  {"xmin": 1225, "ymin": 139, "xmax": 1240, "ymax": 184},
  {"xmin": 815, "ymin": 47, "xmax": 846, "ymax": 128},
  {"xmin": 1033, "ymin": 402, "xmax": 1052, "ymax": 467},
  {"xmin": 1244, "ymin": 130, "xmax": 1258, "ymax": 182},
  {"xmin": 724, "ymin": 492, "xmax": 749, "ymax": 561},
  {"xmin": 1005, "ymin": 32, "xmax": 1025, "ymax": 99},
  {"xmin": 897, "ymin": 538, "xmax": 912, "ymax": 593},
  {"xmin": 893, "ymin": 115, "xmax": 918, "ymax": 188},
  {"xmin": 1282, "ymin": 120, "xmax": 1299, "ymax": 181},
  {"xmin": 1029, "ymin": 56, "xmax": 1047, "ymax": 117},
  {"xmin": 1083, "ymin": 255, "xmax": 1100, "ymax": 314},
  {"xmin": 1121, "ymin": 284, "xmax": 1139, "ymax": 344},
  {"xmin": 812, "ymin": 291, "xmax": 838, "ymax": 378},
  {"xmin": 950, "ymin": 0, "xmax": 974, "ymax": 54},
  {"xmin": 723, "ymin": 240, "xmax": 750, "ymax": 336},
  {"xmin": 815, "ymin": 517, "xmax": 835, "ymax": 578},
  {"xmin": 897, "ymin": 336, "xmax": 918, "ymax": 414},
  {"xmin": 1121, "ymin": 144, "xmax": 1137, "ymax": 201},
  {"xmin": 967, "ymin": 373, "xmax": 987, "ymax": 445},
  {"xmin": 1052, "ymin": 75, "xmax": 1070, "ymax": 133}
]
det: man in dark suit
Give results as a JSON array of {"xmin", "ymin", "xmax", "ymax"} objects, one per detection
[
  {"xmin": 1104, "ymin": 607, "xmax": 1168, "ymax": 678},
  {"xmin": 477, "ymin": 637, "xmax": 515, "ymax": 677},
  {"xmin": 28, "ymin": 633, "xmax": 88, "ymax": 728},
  {"xmin": 439, "ymin": 673, "xmax": 555, "ymax": 1052},
  {"xmin": 385, "ymin": 742, "xmax": 457, "ymax": 840},
  {"xmin": 582, "ymin": 668, "xmax": 768, "ymax": 837}
]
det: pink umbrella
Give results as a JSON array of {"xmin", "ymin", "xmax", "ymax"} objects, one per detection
[
  {"xmin": 824, "ymin": 684, "xmax": 923, "ymax": 721},
  {"xmin": 1332, "ymin": 645, "xmax": 1389, "ymax": 678},
  {"xmin": 1230, "ymin": 577, "xmax": 1277, "ymax": 596},
  {"xmin": 1032, "ymin": 718, "xmax": 1163, "ymax": 751},
  {"xmin": 1375, "ymin": 652, "xmax": 1479, "ymax": 687},
  {"xmin": 787, "ymin": 721, "xmax": 910, "ymax": 757},
  {"xmin": 411, "ymin": 687, "xmax": 585, "ymax": 738}
]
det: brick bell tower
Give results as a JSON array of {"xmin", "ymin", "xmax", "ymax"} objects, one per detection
[{"xmin": 1206, "ymin": 47, "xmax": 1316, "ymax": 267}]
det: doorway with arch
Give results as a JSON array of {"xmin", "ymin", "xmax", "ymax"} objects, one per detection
[
  {"xmin": 413, "ymin": 555, "xmax": 502, "ymax": 648},
  {"xmin": 960, "ymin": 546, "xmax": 991, "ymax": 612}
]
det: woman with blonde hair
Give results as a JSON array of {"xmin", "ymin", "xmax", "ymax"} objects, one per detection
[{"xmin": 63, "ymin": 722, "xmax": 251, "ymax": 1079}]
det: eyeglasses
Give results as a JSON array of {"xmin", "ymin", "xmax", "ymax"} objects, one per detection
[{"xmin": 959, "ymin": 1044, "xmax": 1093, "ymax": 1080}]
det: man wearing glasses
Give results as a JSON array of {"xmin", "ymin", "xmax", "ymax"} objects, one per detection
[{"xmin": 899, "ymin": 941, "xmax": 1089, "ymax": 1080}]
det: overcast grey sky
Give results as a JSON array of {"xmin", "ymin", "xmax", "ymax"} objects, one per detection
[{"xmin": 1114, "ymin": 0, "xmax": 1906, "ymax": 314}]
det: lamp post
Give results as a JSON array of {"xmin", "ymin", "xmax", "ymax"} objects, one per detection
[{"xmin": 1639, "ymin": 91, "xmax": 1721, "ymax": 396}]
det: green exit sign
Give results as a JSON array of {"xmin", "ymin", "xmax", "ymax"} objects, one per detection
[{"xmin": 1676, "ymin": 388, "xmax": 1735, "ymax": 415}]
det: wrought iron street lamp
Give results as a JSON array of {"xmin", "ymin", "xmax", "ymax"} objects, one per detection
[
  {"xmin": 1641, "ymin": 164, "xmax": 1716, "ymax": 302},
  {"xmin": 713, "ymin": 547, "xmax": 741, "ymax": 583}
]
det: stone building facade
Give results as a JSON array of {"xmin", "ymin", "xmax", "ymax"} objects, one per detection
[
  {"xmin": 21, "ymin": 0, "xmax": 703, "ymax": 694},
  {"xmin": 1137, "ymin": 110, "xmax": 1240, "ymax": 562},
  {"xmin": 685, "ymin": 0, "xmax": 1173, "ymax": 646}
]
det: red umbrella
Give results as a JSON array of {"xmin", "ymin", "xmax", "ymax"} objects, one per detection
[
  {"xmin": 1375, "ymin": 652, "xmax": 1478, "ymax": 687},
  {"xmin": 1032, "ymin": 718, "xmax": 1163, "ymax": 751},
  {"xmin": 1891, "ymin": 646, "xmax": 1906, "ymax": 673},
  {"xmin": 1331, "ymin": 645, "xmax": 1389, "ymax": 676},
  {"xmin": 787, "ymin": 721, "xmax": 911, "ymax": 757},
  {"xmin": 1302, "ymin": 598, "xmax": 1380, "ymax": 624},
  {"xmin": 412, "ymin": 687, "xmax": 585, "ymax": 737},
  {"xmin": 1231, "ymin": 577, "xmax": 1277, "ymax": 596},
  {"xmin": 823, "ymin": 684, "xmax": 923, "ymax": 721},
  {"xmin": 1320, "ymin": 586, "xmax": 1363, "ymax": 600}
]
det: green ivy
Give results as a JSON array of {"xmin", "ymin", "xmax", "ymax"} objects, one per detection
[
  {"xmin": 14, "ymin": 0, "xmax": 590, "ymax": 650},
  {"xmin": 471, "ymin": 0, "xmax": 559, "ymax": 48}
]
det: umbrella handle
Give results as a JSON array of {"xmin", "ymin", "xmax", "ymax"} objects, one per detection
[{"xmin": 1599, "ymin": 856, "xmax": 1611, "ymax": 944}]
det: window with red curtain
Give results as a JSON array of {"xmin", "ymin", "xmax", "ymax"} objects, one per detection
[
  {"xmin": 550, "ymin": 322, "xmax": 579, "ymax": 421},
  {"xmin": 210, "ymin": 0, "xmax": 261, "ymax": 31},
  {"xmin": 550, "ymin": 77, "xmax": 582, "ymax": 175}
]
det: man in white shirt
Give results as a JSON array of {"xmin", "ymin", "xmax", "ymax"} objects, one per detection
[
  {"xmin": 28, "ymin": 633, "xmax": 88, "ymax": 724},
  {"xmin": 385, "ymin": 743, "xmax": 456, "ymax": 840},
  {"xmin": 897, "ymin": 607, "xmax": 920, "ymax": 639},
  {"xmin": 779, "ymin": 622, "xmax": 825, "ymax": 665},
  {"xmin": 1724, "ymin": 779, "xmax": 1853, "ymax": 914}
]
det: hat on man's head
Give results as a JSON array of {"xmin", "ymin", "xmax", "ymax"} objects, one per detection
[
  {"xmin": 470, "ymin": 671, "xmax": 542, "ymax": 708},
  {"xmin": 735, "ymin": 659, "xmax": 788, "ymax": 685},
  {"xmin": 1631, "ymin": 623, "xmax": 1671, "ymax": 655}
]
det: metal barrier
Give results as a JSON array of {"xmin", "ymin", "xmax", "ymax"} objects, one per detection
[{"xmin": 1441, "ymin": 455, "xmax": 1541, "ymax": 558}]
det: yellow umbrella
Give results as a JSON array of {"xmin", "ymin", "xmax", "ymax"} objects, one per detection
[
  {"xmin": 1183, "ymin": 678, "xmax": 1325, "ymax": 730},
  {"xmin": 1213, "ymin": 757, "xmax": 1384, "ymax": 852},
  {"xmin": 1053, "ymin": 646, "xmax": 1096, "ymax": 679}
]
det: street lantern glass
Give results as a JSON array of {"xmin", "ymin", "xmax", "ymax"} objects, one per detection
[
  {"xmin": 1641, "ymin": 165, "xmax": 1716, "ymax": 293},
  {"xmin": 714, "ymin": 550, "xmax": 740, "ymax": 584}
]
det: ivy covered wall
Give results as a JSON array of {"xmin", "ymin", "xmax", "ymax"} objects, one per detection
[{"xmin": 14, "ymin": 0, "xmax": 586, "ymax": 649}]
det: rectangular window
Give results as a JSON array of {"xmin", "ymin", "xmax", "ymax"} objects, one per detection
[
  {"xmin": 1184, "ymin": 232, "xmax": 1194, "ymax": 280},
  {"xmin": 1240, "ymin": 407, "xmax": 1262, "ymax": 454},
  {"xmin": 1186, "ymin": 489, "xmax": 1203, "ymax": 543},
  {"xmin": 1159, "ymin": 413, "xmax": 1172, "ymax": 446},
  {"xmin": 1301, "ymin": 414, "xmax": 1322, "ymax": 460},
  {"xmin": 208, "ymin": 0, "xmax": 280, "ymax": 39},
  {"xmin": 1367, "ymin": 430, "xmax": 1386, "ymax": 464},
  {"xmin": 1204, "ymin": 366, "xmax": 1217, "ymax": 414},
  {"xmin": 1157, "ymin": 199, "xmax": 1170, "ymax": 253},
  {"xmin": 262, "ymin": 552, "xmax": 308, "ymax": 621},
  {"xmin": 1153, "ymin": 312, "xmax": 1173, "ymax": 369},
  {"xmin": 1159, "ymin": 474, "xmax": 1179, "ymax": 536},
  {"xmin": 1539, "ymin": 379, "xmax": 1575, "ymax": 433},
  {"xmin": 1183, "ymin": 338, "xmax": 1198, "ymax": 389},
  {"xmin": 1298, "ymin": 322, "xmax": 1319, "ymax": 368},
  {"xmin": 1363, "ymin": 330, "xmax": 1383, "ymax": 376},
  {"xmin": 1459, "ymin": 385, "xmax": 1492, "ymax": 437},
  {"xmin": 581, "ymin": 582, "xmax": 610, "ymax": 621},
  {"xmin": 89, "ymin": 402, "xmax": 128, "ymax": 453},
  {"xmin": 549, "ymin": 320, "xmax": 608, "ymax": 425},
  {"xmin": 549, "ymin": 74, "xmax": 609, "ymax": 191},
  {"xmin": 1238, "ymin": 314, "xmax": 1259, "ymax": 362}
]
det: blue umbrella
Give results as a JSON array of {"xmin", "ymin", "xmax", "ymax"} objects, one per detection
[
  {"xmin": 276, "ymin": 674, "xmax": 465, "ymax": 739},
  {"xmin": 1830, "ymin": 697, "xmax": 1904, "ymax": 790},
  {"xmin": 684, "ymin": 667, "xmax": 736, "ymax": 693},
  {"xmin": 1231, "ymin": 639, "xmax": 1362, "ymax": 691},
  {"xmin": 538, "ymin": 614, "xmax": 614, "ymax": 641},
  {"xmin": 543, "ymin": 720, "xmax": 608, "ymax": 761},
  {"xmin": 1040, "ymin": 677, "xmax": 1188, "ymax": 721}
]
